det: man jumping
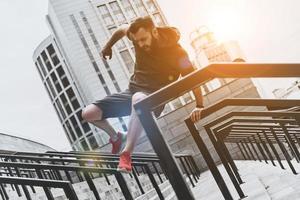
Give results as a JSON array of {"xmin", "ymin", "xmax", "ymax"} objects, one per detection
[{"xmin": 81, "ymin": 16, "xmax": 204, "ymax": 173}]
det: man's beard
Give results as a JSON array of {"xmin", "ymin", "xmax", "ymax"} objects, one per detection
[{"xmin": 143, "ymin": 33, "xmax": 159, "ymax": 52}]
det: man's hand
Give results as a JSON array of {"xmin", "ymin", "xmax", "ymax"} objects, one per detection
[
  {"xmin": 101, "ymin": 45, "xmax": 112, "ymax": 60},
  {"xmin": 189, "ymin": 107, "xmax": 203, "ymax": 123}
]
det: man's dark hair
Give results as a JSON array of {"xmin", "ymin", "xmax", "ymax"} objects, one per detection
[{"xmin": 128, "ymin": 16, "xmax": 155, "ymax": 34}]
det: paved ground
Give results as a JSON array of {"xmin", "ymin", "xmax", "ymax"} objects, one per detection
[{"xmin": 191, "ymin": 160, "xmax": 300, "ymax": 200}]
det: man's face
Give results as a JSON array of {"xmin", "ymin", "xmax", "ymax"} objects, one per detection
[{"xmin": 130, "ymin": 27, "xmax": 154, "ymax": 52}]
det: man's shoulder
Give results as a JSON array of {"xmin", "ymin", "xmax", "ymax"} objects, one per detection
[{"xmin": 157, "ymin": 26, "xmax": 181, "ymax": 43}]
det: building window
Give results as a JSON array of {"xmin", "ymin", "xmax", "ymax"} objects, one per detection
[
  {"xmin": 98, "ymin": 5, "xmax": 115, "ymax": 26},
  {"xmin": 171, "ymin": 98, "xmax": 183, "ymax": 110},
  {"xmin": 108, "ymin": 27, "xmax": 126, "ymax": 50},
  {"xmin": 87, "ymin": 134, "xmax": 99, "ymax": 150},
  {"xmin": 66, "ymin": 88, "xmax": 80, "ymax": 110},
  {"xmin": 207, "ymin": 79, "xmax": 222, "ymax": 92},
  {"xmin": 37, "ymin": 57, "xmax": 47, "ymax": 76},
  {"xmin": 132, "ymin": 0, "xmax": 147, "ymax": 16},
  {"xmin": 57, "ymin": 66, "xmax": 70, "ymax": 88},
  {"xmin": 76, "ymin": 111, "xmax": 91, "ymax": 133},
  {"xmin": 50, "ymin": 72, "xmax": 62, "ymax": 93},
  {"xmin": 144, "ymin": 0, "xmax": 158, "ymax": 13},
  {"xmin": 46, "ymin": 78, "xmax": 56, "ymax": 97},
  {"xmin": 60, "ymin": 93, "xmax": 72, "ymax": 115},
  {"xmin": 153, "ymin": 13, "xmax": 164, "ymax": 26},
  {"xmin": 41, "ymin": 51, "xmax": 52, "ymax": 72},
  {"xmin": 70, "ymin": 115, "xmax": 83, "ymax": 138},
  {"xmin": 120, "ymin": 0, "xmax": 137, "ymax": 20},
  {"xmin": 55, "ymin": 99, "xmax": 66, "ymax": 119},
  {"xmin": 66, "ymin": 120, "xmax": 77, "ymax": 141},
  {"xmin": 80, "ymin": 138, "xmax": 90, "ymax": 151},
  {"xmin": 46, "ymin": 44, "xmax": 60, "ymax": 66},
  {"xmin": 120, "ymin": 50, "xmax": 134, "ymax": 73},
  {"xmin": 182, "ymin": 92, "xmax": 193, "ymax": 104},
  {"xmin": 109, "ymin": 2, "xmax": 126, "ymax": 24}
]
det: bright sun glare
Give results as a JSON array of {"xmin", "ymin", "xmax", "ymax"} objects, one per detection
[{"xmin": 207, "ymin": 4, "xmax": 241, "ymax": 42}]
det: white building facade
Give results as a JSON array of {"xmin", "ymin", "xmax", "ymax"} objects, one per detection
[{"xmin": 190, "ymin": 26, "xmax": 247, "ymax": 95}]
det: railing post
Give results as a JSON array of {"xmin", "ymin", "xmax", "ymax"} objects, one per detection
[
  {"xmin": 243, "ymin": 140, "xmax": 256, "ymax": 161},
  {"xmin": 270, "ymin": 128, "xmax": 297, "ymax": 174},
  {"xmin": 258, "ymin": 134, "xmax": 276, "ymax": 166},
  {"xmin": 186, "ymin": 119, "xmax": 234, "ymax": 200},
  {"xmin": 262, "ymin": 131, "xmax": 285, "ymax": 169},
  {"xmin": 135, "ymin": 107, "xmax": 195, "ymax": 200},
  {"xmin": 247, "ymin": 138, "xmax": 261, "ymax": 162},
  {"xmin": 280, "ymin": 123, "xmax": 300, "ymax": 162},
  {"xmin": 252, "ymin": 136, "xmax": 268, "ymax": 164},
  {"xmin": 237, "ymin": 142, "xmax": 247, "ymax": 160}
]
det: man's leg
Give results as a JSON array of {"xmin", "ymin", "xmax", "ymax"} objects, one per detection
[
  {"xmin": 118, "ymin": 92, "xmax": 148, "ymax": 172},
  {"xmin": 122, "ymin": 92, "xmax": 147, "ymax": 153},
  {"xmin": 81, "ymin": 104, "xmax": 118, "ymax": 139}
]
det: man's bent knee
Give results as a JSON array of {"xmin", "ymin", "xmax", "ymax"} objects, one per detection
[
  {"xmin": 81, "ymin": 104, "xmax": 103, "ymax": 122},
  {"xmin": 132, "ymin": 92, "xmax": 148, "ymax": 105}
]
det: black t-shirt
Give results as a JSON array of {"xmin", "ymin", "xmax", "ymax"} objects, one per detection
[{"xmin": 128, "ymin": 27, "xmax": 194, "ymax": 93}]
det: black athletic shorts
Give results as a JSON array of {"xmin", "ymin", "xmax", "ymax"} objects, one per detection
[{"xmin": 92, "ymin": 89, "xmax": 165, "ymax": 119}]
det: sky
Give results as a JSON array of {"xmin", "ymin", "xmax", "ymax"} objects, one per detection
[{"xmin": 0, "ymin": 0, "xmax": 299, "ymax": 150}]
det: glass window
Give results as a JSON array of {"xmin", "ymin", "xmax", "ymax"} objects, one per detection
[
  {"xmin": 51, "ymin": 54, "xmax": 60, "ymax": 66},
  {"xmin": 66, "ymin": 88, "xmax": 80, "ymax": 110},
  {"xmin": 46, "ymin": 78, "xmax": 56, "ymax": 97},
  {"xmin": 70, "ymin": 115, "xmax": 83, "ymax": 138},
  {"xmin": 98, "ymin": 5, "xmax": 115, "ymax": 26},
  {"xmin": 171, "ymin": 98, "xmax": 183, "ymax": 110},
  {"xmin": 60, "ymin": 93, "xmax": 72, "ymax": 115},
  {"xmin": 46, "ymin": 44, "xmax": 55, "ymax": 55},
  {"xmin": 50, "ymin": 72, "xmax": 62, "ymax": 93},
  {"xmin": 56, "ymin": 99, "xmax": 66, "ymax": 119},
  {"xmin": 132, "ymin": 0, "xmax": 147, "ymax": 16},
  {"xmin": 37, "ymin": 57, "xmax": 47, "ymax": 76},
  {"xmin": 207, "ymin": 79, "xmax": 221, "ymax": 92},
  {"xmin": 109, "ymin": 2, "xmax": 126, "ymax": 24},
  {"xmin": 80, "ymin": 139, "xmax": 90, "ymax": 151},
  {"xmin": 66, "ymin": 120, "xmax": 77, "ymax": 141},
  {"xmin": 153, "ymin": 13, "xmax": 164, "ymax": 26},
  {"xmin": 57, "ymin": 66, "xmax": 70, "ymax": 88},
  {"xmin": 109, "ymin": 27, "xmax": 126, "ymax": 50},
  {"xmin": 120, "ymin": 0, "xmax": 137, "ymax": 20},
  {"xmin": 41, "ymin": 51, "xmax": 52, "ymax": 72},
  {"xmin": 144, "ymin": 0, "xmax": 158, "ymax": 13},
  {"xmin": 76, "ymin": 111, "xmax": 91, "ymax": 133},
  {"xmin": 47, "ymin": 44, "xmax": 60, "ymax": 66},
  {"xmin": 87, "ymin": 134, "xmax": 99, "ymax": 150},
  {"xmin": 182, "ymin": 92, "xmax": 193, "ymax": 104},
  {"xmin": 120, "ymin": 50, "xmax": 134, "ymax": 73}
]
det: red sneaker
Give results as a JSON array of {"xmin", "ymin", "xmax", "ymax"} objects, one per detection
[
  {"xmin": 117, "ymin": 151, "xmax": 132, "ymax": 173},
  {"xmin": 109, "ymin": 132, "xmax": 126, "ymax": 154}
]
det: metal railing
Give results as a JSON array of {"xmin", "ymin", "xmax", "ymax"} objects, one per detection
[
  {"xmin": 0, "ymin": 150, "xmax": 198, "ymax": 199},
  {"xmin": 134, "ymin": 63, "xmax": 300, "ymax": 199},
  {"xmin": 0, "ymin": 176, "xmax": 79, "ymax": 200}
]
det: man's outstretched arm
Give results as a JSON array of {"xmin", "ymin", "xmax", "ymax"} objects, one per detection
[
  {"xmin": 101, "ymin": 24, "xmax": 129, "ymax": 60},
  {"xmin": 179, "ymin": 57, "xmax": 204, "ymax": 123},
  {"xmin": 191, "ymin": 86, "xmax": 204, "ymax": 122}
]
